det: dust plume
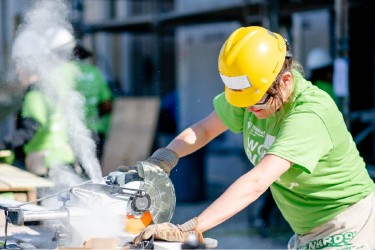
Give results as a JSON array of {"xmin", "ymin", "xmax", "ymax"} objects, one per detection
[{"xmin": 12, "ymin": 0, "xmax": 102, "ymax": 183}]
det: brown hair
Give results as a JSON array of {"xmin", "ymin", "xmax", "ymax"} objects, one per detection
[{"xmin": 267, "ymin": 57, "xmax": 303, "ymax": 111}]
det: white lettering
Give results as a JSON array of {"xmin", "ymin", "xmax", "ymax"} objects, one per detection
[
  {"xmin": 288, "ymin": 183, "xmax": 299, "ymax": 190},
  {"xmin": 245, "ymin": 148, "xmax": 258, "ymax": 163},
  {"xmin": 257, "ymin": 145, "xmax": 267, "ymax": 159},
  {"xmin": 247, "ymin": 120, "xmax": 253, "ymax": 129},
  {"xmin": 247, "ymin": 139, "xmax": 259, "ymax": 151}
]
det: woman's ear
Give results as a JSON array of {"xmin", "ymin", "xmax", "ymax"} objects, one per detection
[
  {"xmin": 280, "ymin": 71, "xmax": 292, "ymax": 88},
  {"xmin": 280, "ymin": 71, "xmax": 293, "ymax": 101}
]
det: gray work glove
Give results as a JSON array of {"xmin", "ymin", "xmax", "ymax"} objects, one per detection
[
  {"xmin": 146, "ymin": 148, "xmax": 179, "ymax": 175},
  {"xmin": 133, "ymin": 217, "xmax": 202, "ymax": 246}
]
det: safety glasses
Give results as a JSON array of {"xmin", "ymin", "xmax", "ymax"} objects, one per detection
[
  {"xmin": 252, "ymin": 93, "xmax": 271, "ymax": 109},
  {"xmin": 220, "ymin": 73, "xmax": 273, "ymax": 109}
]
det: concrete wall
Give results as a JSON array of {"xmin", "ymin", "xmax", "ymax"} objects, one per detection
[
  {"xmin": 176, "ymin": 22, "xmax": 240, "ymax": 130},
  {"xmin": 292, "ymin": 9, "xmax": 332, "ymax": 75}
]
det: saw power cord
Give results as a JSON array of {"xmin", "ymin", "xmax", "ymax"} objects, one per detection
[
  {"xmin": 14, "ymin": 178, "xmax": 102, "ymax": 208},
  {"xmin": 3, "ymin": 210, "xmax": 8, "ymax": 248}
]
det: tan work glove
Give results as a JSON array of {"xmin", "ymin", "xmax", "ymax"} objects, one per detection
[
  {"xmin": 146, "ymin": 148, "xmax": 179, "ymax": 175},
  {"xmin": 133, "ymin": 217, "xmax": 202, "ymax": 246}
]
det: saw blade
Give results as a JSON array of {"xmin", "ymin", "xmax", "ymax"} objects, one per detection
[{"xmin": 133, "ymin": 161, "xmax": 176, "ymax": 224}]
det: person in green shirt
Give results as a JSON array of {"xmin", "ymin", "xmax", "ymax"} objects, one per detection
[
  {"xmin": 71, "ymin": 44, "xmax": 113, "ymax": 161},
  {"xmin": 132, "ymin": 26, "xmax": 375, "ymax": 249},
  {"xmin": 0, "ymin": 31, "xmax": 76, "ymax": 177},
  {"xmin": 306, "ymin": 47, "xmax": 338, "ymax": 104}
]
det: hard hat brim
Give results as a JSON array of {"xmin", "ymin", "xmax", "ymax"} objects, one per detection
[{"xmin": 224, "ymin": 86, "xmax": 265, "ymax": 108}]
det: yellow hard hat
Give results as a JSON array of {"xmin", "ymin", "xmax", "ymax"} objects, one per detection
[{"xmin": 218, "ymin": 26, "xmax": 288, "ymax": 107}]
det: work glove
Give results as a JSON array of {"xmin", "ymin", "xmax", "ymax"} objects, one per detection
[
  {"xmin": 146, "ymin": 148, "xmax": 179, "ymax": 175},
  {"xmin": 133, "ymin": 217, "xmax": 202, "ymax": 246}
]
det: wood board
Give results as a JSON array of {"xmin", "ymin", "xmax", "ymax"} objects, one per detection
[
  {"xmin": 101, "ymin": 97, "xmax": 160, "ymax": 176},
  {"xmin": 0, "ymin": 164, "xmax": 54, "ymax": 201},
  {"xmin": 0, "ymin": 164, "xmax": 54, "ymax": 190}
]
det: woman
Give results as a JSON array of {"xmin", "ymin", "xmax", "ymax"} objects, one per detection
[{"xmin": 134, "ymin": 26, "xmax": 375, "ymax": 249}]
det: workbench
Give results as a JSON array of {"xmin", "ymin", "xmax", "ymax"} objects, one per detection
[{"xmin": 0, "ymin": 164, "xmax": 54, "ymax": 202}]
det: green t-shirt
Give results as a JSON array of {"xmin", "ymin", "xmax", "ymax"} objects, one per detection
[
  {"xmin": 213, "ymin": 70, "xmax": 375, "ymax": 234},
  {"xmin": 72, "ymin": 61, "xmax": 113, "ymax": 135},
  {"xmin": 22, "ymin": 89, "xmax": 75, "ymax": 168}
]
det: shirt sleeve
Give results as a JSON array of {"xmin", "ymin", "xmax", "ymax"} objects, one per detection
[
  {"xmin": 267, "ymin": 112, "xmax": 333, "ymax": 173},
  {"xmin": 213, "ymin": 92, "xmax": 245, "ymax": 133},
  {"xmin": 22, "ymin": 91, "xmax": 48, "ymax": 125}
]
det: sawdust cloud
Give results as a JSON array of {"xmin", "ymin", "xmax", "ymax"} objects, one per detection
[{"xmin": 12, "ymin": 0, "xmax": 102, "ymax": 183}]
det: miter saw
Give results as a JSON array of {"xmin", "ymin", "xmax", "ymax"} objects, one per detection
[{"xmin": 0, "ymin": 161, "xmax": 176, "ymax": 249}]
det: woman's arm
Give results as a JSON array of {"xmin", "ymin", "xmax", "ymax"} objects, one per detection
[
  {"xmin": 196, "ymin": 154, "xmax": 293, "ymax": 232},
  {"xmin": 166, "ymin": 111, "xmax": 228, "ymax": 157}
]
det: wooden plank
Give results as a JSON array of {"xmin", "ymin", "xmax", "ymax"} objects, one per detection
[
  {"xmin": 101, "ymin": 97, "xmax": 160, "ymax": 176},
  {"xmin": 0, "ymin": 164, "xmax": 54, "ymax": 202},
  {"xmin": 0, "ymin": 164, "xmax": 54, "ymax": 190}
]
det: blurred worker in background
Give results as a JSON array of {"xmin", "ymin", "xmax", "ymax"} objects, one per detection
[
  {"xmin": 132, "ymin": 26, "xmax": 375, "ymax": 249},
  {"xmin": 0, "ymin": 29, "xmax": 76, "ymax": 177},
  {"xmin": 306, "ymin": 47, "xmax": 338, "ymax": 104},
  {"xmin": 72, "ymin": 44, "xmax": 113, "ymax": 161}
]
